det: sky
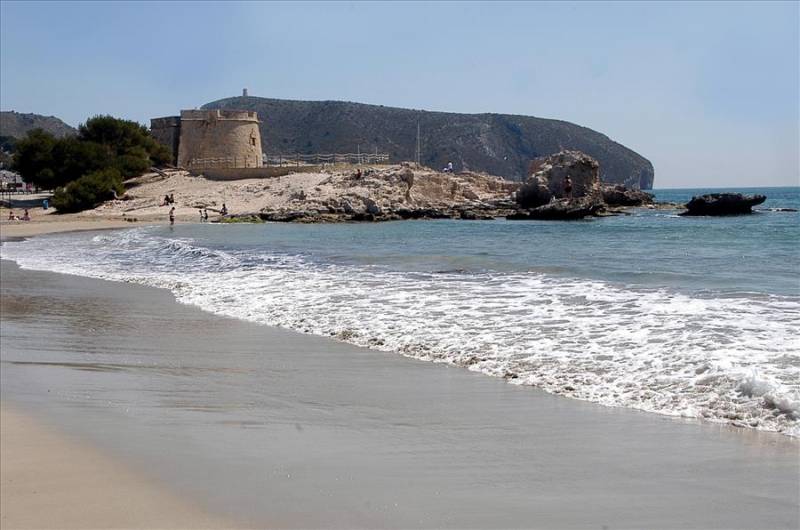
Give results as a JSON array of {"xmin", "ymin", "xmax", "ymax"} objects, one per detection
[{"xmin": 1, "ymin": 1, "xmax": 798, "ymax": 188}]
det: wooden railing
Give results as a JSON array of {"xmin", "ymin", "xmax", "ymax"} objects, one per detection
[
  {"xmin": 264, "ymin": 153, "xmax": 390, "ymax": 166},
  {"xmin": 187, "ymin": 156, "xmax": 261, "ymax": 169}
]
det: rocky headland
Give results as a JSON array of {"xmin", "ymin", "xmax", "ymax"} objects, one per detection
[
  {"xmin": 203, "ymin": 96, "xmax": 655, "ymax": 188},
  {"xmin": 88, "ymin": 151, "xmax": 658, "ymax": 223}
]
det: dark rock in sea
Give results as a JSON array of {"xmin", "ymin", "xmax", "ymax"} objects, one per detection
[
  {"xmin": 601, "ymin": 185, "xmax": 654, "ymax": 207},
  {"xmin": 681, "ymin": 193, "xmax": 767, "ymax": 216},
  {"xmin": 507, "ymin": 198, "xmax": 602, "ymax": 220}
]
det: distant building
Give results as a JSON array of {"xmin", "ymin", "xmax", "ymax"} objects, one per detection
[{"xmin": 150, "ymin": 108, "xmax": 263, "ymax": 171}]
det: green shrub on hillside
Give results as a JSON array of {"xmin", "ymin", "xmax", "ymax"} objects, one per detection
[{"xmin": 51, "ymin": 168, "xmax": 123, "ymax": 213}]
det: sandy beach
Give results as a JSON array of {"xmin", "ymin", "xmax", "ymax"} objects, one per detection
[
  {"xmin": 0, "ymin": 405, "xmax": 232, "ymax": 529},
  {"xmin": 1, "ymin": 221, "xmax": 798, "ymax": 528}
]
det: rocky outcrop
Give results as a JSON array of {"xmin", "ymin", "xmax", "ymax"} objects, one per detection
[
  {"xmin": 516, "ymin": 151, "xmax": 603, "ymax": 209},
  {"xmin": 681, "ymin": 193, "xmax": 767, "ymax": 216},
  {"xmin": 508, "ymin": 198, "xmax": 602, "ymax": 220},
  {"xmin": 203, "ymin": 96, "xmax": 655, "ymax": 188},
  {"xmin": 601, "ymin": 185, "xmax": 654, "ymax": 207}
]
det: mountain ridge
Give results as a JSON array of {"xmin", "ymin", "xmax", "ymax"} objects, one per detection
[
  {"xmin": 0, "ymin": 111, "xmax": 77, "ymax": 139},
  {"xmin": 203, "ymin": 96, "xmax": 654, "ymax": 188}
]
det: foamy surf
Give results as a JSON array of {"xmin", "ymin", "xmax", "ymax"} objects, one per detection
[{"xmin": 2, "ymin": 226, "xmax": 799, "ymax": 437}]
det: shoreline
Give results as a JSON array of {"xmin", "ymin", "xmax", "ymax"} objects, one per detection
[
  {"xmin": 1, "ymin": 243, "xmax": 798, "ymax": 527},
  {"xmin": 0, "ymin": 217, "xmax": 800, "ymax": 528}
]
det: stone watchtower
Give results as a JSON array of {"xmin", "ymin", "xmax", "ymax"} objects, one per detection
[{"xmin": 150, "ymin": 109, "xmax": 262, "ymax": 171}]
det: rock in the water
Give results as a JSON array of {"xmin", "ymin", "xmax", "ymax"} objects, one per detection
[
  {"xmin": 507, "ymin": 198, "xmax": 602, "ymax": 220},
  {"xmin": 681, "ymin": 193, "xmax": 767, "ymax": 216},
  {"xmin": 601, "ymin": 185, "xmax": 654, "ymax": 206},
  {"xmin": 517, "ymin": 151, "xmax": 602, "ymax": 208}
]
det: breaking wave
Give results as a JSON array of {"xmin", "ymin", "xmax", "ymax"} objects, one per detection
[{"xmin": 3, "ymin": 227, "xmax": 799, "ymax": 436}]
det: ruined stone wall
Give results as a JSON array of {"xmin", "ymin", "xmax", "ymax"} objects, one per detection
[
  {"xmin": 176, "ymin": 109, "xmax": 263, "ymax": 170},
  {"xmin": 150, "ymin": 116, "xmax": 181, "ymax": 165}
]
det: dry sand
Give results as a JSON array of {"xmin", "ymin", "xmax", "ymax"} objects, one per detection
[
  {"xmin": 0, "ymin": 198, "xmax": 157, "ymax": 239},
  {"xmin": 0, "ymin": 405, "xmax": 234, "ymax": 529}
]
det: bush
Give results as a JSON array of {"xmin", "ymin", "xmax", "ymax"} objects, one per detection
[{"xmin": 52, "ymin": 168, "xmax": 123, "ymax": 213}]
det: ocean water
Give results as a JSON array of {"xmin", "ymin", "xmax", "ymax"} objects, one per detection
[{"xmin": 3, "ymin": 186, "xmax": 799, "ymax": 436}]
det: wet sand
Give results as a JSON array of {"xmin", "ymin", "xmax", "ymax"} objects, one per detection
[{"xmin": 1, "ymin": 255, "xmax": 798, "ymax": 529}]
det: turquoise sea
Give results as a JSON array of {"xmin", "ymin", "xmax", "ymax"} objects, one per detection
[{"xmin": 3, "ymin": 186, "xmax": 798, "ymax": 435}]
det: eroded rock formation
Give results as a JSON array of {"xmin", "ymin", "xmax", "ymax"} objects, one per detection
[{"xmin": 517, "ymin": 151, "xmax": 603, "ymax": 209}]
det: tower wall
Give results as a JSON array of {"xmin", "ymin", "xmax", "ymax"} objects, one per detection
[
  {"xmin": 150, "ymin": 116, "xmax": 181, "ymax": 165},
  {"xmin": 176, "ymin": 109, "xmax": 262, "ymax": 170}
]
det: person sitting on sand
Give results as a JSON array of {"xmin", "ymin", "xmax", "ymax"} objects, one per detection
[
  {"xmin": 22, "ymin": 209, "xmax": 30, "ymax": 221},
  {"xmin": 169, "ymin": 193, "xmax": 175, "ymax": 204},
  {"xmin": 563, "ymin": 175, "xmax": 573, "ymax": 199},
  {"xmin": 162, "ymin": 194, "xmax": 170, "ymax": 206},
  {"xmin": 169, "ymin": 207, "xmax": 175, "ymax": 226},
  {"xmin": 220, "ymin": 203, "xmax": 228, "ymax": 216},
  {"xmin": 7, "ymin": 210, "xmax": 16, "ymax": 221}
]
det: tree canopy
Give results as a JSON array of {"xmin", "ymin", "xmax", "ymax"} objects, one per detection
[
  {"xmin": 13, "ymin": 115, "xmax": 169, "ymax": 185},
  {"xmin": 12, "ymin": 115, "xmax": 170, "ymax": 211}
]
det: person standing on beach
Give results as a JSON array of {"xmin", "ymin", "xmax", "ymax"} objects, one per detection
[
  {"xmin": 564, "ymin": 175, "xmax": 573, "ymax": 199},
  {"xmin": 199, "ymin": 209, "xmax": 205, "ymax": 222},
  {"xmin": 169, "ymin": 207, "xmax": 175, "ymax": 225},
  {"xmin": 203, "ymin": 209, "xmax": 209, "ymax": 222}
]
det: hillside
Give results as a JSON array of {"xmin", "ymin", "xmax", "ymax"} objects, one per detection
[
  {"xmin": 0, "ymin": 111, "xmax": 76, "ymax": 139},
  {"xmin": 203, "ymin": 96, "xmax": 654, "ymax": 188}
]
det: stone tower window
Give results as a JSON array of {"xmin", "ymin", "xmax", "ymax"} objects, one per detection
[{"xmin": 250, "ymin": 136, "xmax": 256, "ymax": 146}]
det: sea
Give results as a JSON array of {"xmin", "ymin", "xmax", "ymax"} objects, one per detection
[{"xmin": 3, "ymin": 186, "xmax": 799, "ymax": 436}]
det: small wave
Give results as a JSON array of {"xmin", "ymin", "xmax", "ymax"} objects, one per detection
[{"xmin": 3, "ymin": 230, "xmax": 799, "ymax": 437}]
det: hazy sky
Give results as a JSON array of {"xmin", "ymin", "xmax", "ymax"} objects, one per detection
[{"xmin": 1, "ymin": 1, "xmax": 798, "ymax": 187}]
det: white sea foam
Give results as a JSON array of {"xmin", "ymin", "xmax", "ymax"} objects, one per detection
[{"xmin": 3, "ymin": 228, "xmax": 799, "ymax": 436}]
